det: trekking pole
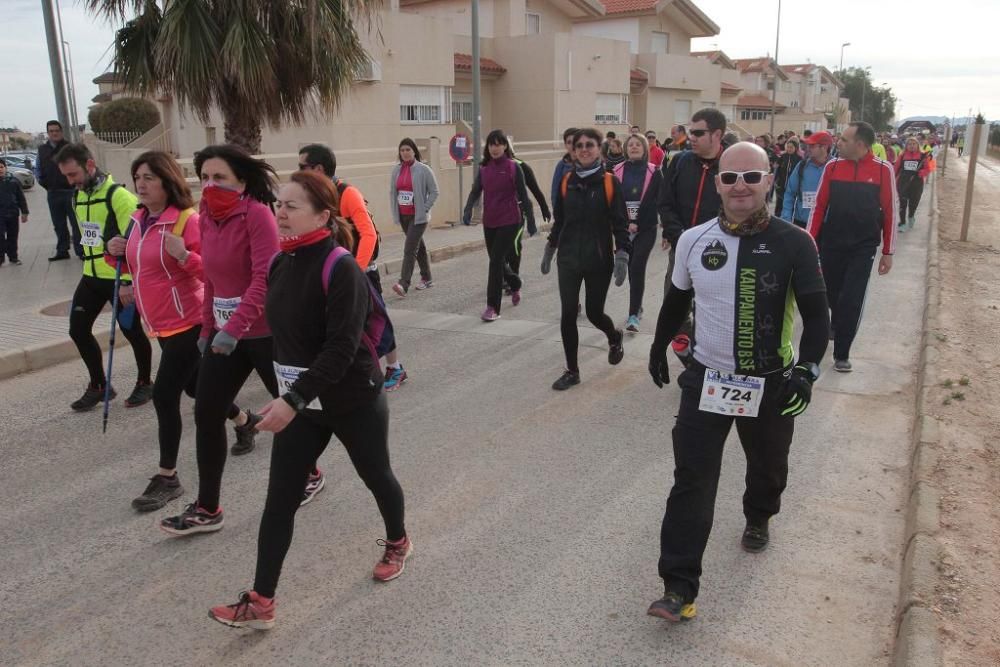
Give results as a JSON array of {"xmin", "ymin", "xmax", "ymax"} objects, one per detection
[{"xmin": 102, "ymin": 260, "xmax": 124, "ymax": 434}]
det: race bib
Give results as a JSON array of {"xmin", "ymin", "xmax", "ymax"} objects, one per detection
[
  {"xmin": 626, "ymin": 201, "xmax": 640, "ymax": 221},
  {"xmin": 903, "ymin": 160, "xmax": 919, "ymax": 171},
  {"xmin": 699, "ymin": 369, "xmax": 765, "ymax": 417},
  {"xmin": 273, "ymin": 362, "xmax": 322, "ymax": 410},
  {"xmin": 213, "ymin": 296, "xmax": 241, "ymax": 330},
  {"xmin": 397, "ymin": 190, "xmax": 414, "ymax": 206},
  {"xmin": 802, "ymin": 191, "xmax": 817, "ymax": 209},
  {"xmin": 80, "ymin": 221, "xmax": 102, "ymax": 248}
]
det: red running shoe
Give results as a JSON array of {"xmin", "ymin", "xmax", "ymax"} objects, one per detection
[
  {"xmin": 372, "ymin": 536, "xmax": 413, "ymax": 582},
  {"xmin": 209, "ymin": 591, "xmax": 275, "ymax": 630}
]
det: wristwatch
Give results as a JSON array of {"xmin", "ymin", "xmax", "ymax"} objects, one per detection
[
  {"xmin": 798, "ymin": 362, "xmax": 821, "ymax": 382},
  {"xmin": 281, "ymin": 390, "xmax": 308, "ymax": 412}
]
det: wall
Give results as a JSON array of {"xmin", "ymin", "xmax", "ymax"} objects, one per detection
[
  {"xmin": 571, "ymin": 18, "xmax": 640, "ymax": 53},
  {"xmin": 525, "ymin": 0, "xmax": 573, "ymax": 34},
  {"xmin": 403, "ymin": 0, "xmax": 496, "ymax": 37},
  {"xmin": 636, "ymin": 13, "xmax": 692, "ymax": 55}
]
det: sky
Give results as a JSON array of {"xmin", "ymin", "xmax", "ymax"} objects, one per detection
[{"xmin": 1, "ymin": 0, "xmax": 994, "ymax": 133}]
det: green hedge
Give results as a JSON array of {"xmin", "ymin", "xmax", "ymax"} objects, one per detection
[{"xmin": 88, "ymin": 97, "xmax": 160, "ymax": 134}]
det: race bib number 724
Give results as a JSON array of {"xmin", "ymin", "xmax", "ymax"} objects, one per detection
[{"xmin": 698, "ymin": 369, "xmax": 765, "ymax": 417}]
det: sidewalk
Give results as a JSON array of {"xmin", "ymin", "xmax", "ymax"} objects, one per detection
[{"xmin": 0, "ymin": 184, "xmax": 513, "ymax": 379}]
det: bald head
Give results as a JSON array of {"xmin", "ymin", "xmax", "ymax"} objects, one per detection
[{"xmin": 719, "ymin": 142, "xmax": 770, "ymax": 172}]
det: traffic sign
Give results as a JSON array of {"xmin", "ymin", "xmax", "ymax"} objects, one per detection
[{"xmin": 449, "ymin": 133, "xmax": 471, "ymax": 163}]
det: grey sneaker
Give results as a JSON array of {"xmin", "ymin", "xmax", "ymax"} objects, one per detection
[
  {"xmin": 833, "ymin": 359, "xmax": 853, "ymax": 373},
  {"xmin": 132, "ymin": 474, "xmax": 184, "ymax": 512},
  {"xmin": 232, "ymin": 411, "xmax": 262, "ymax": 455}
]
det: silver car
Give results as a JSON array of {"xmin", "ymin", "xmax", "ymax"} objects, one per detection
[{"xmin": 1, "ymin": 155, "xmax": 35, "ymax": 190}]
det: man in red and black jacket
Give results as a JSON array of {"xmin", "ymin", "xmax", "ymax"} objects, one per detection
[{"xmin": 807, "ymin": 121, "xmax": 898, "ymax": 373}]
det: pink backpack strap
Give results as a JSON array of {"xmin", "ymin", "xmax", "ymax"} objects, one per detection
[
  {"xmin": 321, "ymin": 245, "xmax": 352, "ymax": 294},
  {"xmin": 641, "ymin": 163, "xmax": 655, "ymax": 200},
  {"xmin": 612, "ymin": 161, "xmax": 625, "ymax": 182}
]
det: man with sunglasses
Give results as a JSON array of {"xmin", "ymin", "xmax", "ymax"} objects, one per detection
[
  {"xmin": 807, "ymin": 121, "xmax": 897, "ymax": 373},
  {"xmin": 646, "ymin": 141, "xmax": 829, "ymax": 623}
]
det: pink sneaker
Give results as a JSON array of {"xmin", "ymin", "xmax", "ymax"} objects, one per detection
[
  {"xmin": 392, "ymin": 283, "xmax": 406, "ymax": 297},
  {"xmin": 511, "ymin": 290, "xmax": 522, "ymax": 306},
  {"xmin": 372, "ymin": 536, "xmax": 413, "ymax": 582},
  {"xmin": 209, "ymin": 591, "xmax": 275, "ymax": 630},
  {"xmin": 481, "ymin": 307, "xmax": 500, "ymax": 322}
]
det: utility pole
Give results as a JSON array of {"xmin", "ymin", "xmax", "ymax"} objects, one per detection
[
  {"xmin": 959, "ymin": 116, "xmax": 985, "ymax": 242},
  {"xmin": 62, "ymin": 40, "xmax": 80, "ymax": 139},
  {"xmin": 839, "ymin": 42, "xmax": 850, "ymax": 74},
  {"xmin": 41, "ymin": 0, "xmax": 73, "ymax": 140},
  {"xmin": 471, "ymin": 0, "xmax": 482, "ymax": 177},
  {"xmin": 768, "ymin": 0, "xmax": 781, "ymax": 137}
]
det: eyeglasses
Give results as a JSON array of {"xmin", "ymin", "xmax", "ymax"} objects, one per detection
[
  {"xmin": 719, "ymin": 170, "xmax": 769, "ymax": 186},
  {"xmin": 574, "ymin": 141, "xmax": 598, "ymax": 149},
  {"xmin": 689, "ymin": 129, "xmax": 711, "ymax": 138}
]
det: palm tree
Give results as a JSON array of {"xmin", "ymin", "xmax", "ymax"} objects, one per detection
[{"xmin": 85, "ymin": 0, "xmax": 382, "ymax": 153}]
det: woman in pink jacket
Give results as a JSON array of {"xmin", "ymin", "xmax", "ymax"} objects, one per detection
[{"xmin": 106, "ymin": 151, "xmax": 260, "ymax": 513}]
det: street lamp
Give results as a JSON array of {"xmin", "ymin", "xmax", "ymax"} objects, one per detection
[
  {"xmin": 62, "ymin": 40, "xmax": 80, "ymax": 138},
  {"xmin": 768, "ymin": 0, "xmax": 781, "ymax": 136},
  {"xmin": 839, "ymin": 42, "xmax": 850, "ymax": 73}
]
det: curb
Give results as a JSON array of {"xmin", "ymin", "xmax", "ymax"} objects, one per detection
[
  {"xmin": 0, "ymin": 225, "xmax": 549, "ymax": 381},
  {"xmin": 892, "ymin": 171, "xmax": 944, "ymax": 667}
]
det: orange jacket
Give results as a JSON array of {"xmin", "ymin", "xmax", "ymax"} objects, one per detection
[{"xmin": 337, "ymin": 183, "xmax": 378, "ymax": 269}]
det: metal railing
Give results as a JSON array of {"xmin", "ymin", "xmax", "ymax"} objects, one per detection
[{"xmin": 94, "ymin": 131, "xmax": 143, "ymax": 146}]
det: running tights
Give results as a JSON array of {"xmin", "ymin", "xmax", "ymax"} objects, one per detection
[
  {"xmin": 627, "ymin": 225, "xmax": 657, "ymax": 317},
  {"xmin": 195, "ymin": 333, "xmax": 277, "ymax": 513},
  {"xmin": 253, "ymin": 394, "xmax": 405, "ymax": 598},
  {"xmin": 557, "ymin": 263, "xmax": 617, "ymax": 373},
  {"xmin": 69, "ymin": 275, "xmax": 152, "ymax": 387},
  {"xmin": 484, "ymin": 224, "xmax": 522, "ymax": 311},
  {"xmin": 899, "ymin": 179, "xmax": 924, "ymax": 224}
]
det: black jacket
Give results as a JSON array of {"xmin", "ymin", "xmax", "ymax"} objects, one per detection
[
  {"xmin": 514, "ymin": 159, "xmax": 550, "ymax": 231},
  {"xmin": 550, "ymin": 167, "xmax": 629, "ymax": 273},
  {"xmin": 36, "ymin": 139, "xmax": 72, "ymax": 191},
  {"xmin": 615, "ymin": 160, "xmax": 662, "ymax": 234},
  {"xmin": 656, "ymin": 149, "xmax": 722, "ymax": 246},
  {"xmin": 0, "ymin": 175, "xmax": 28, "ymax": 216},
  {"xmin": 266, "ymin": 237, "xmax": 382, "ymax": 418},
  {"xmin": 775, "ymin": 153, "xmax": 803, "ymax": 192}
]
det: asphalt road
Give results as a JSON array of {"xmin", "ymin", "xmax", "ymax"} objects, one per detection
[{"xmin": 0, "ymin": 219, "xmax": 927, "ymax": 666}]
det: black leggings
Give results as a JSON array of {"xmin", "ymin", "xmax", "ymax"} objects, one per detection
[
  {"xmin": 504, "ymin": 223, "xmax": 527, "ymax": 277},
  {"xmin": 484, "ymin": 224, "xmax": 522, "ymax": 310},
  {"xmin": 253, "ymin": 393, "xmax": 405, "ymax": 598},
  {"xmin": 627, "ymin": 225, "xmax": 657, "ymax": 317},
  {"xmin": 195, "ymin": 333, "xmax": 278, "ymax": 513},
  {"xmin": 898, "ymin": 178, "xmax": 924, "ymax": 223},
  {"xmin": 659, "ymin": 363, "xmax": 794, "ymax": 602},
  {"xmin": 69, "ymin": 275, "xmax": 152, "ymax": 386},
  {"xmin": 557, "ymin": 262, "xmax": 617, "ymax": 373}
]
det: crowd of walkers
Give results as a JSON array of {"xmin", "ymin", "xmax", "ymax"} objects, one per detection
[{"xmin": 29, "ymin": 109, "xmax": 940, "ymax": 630}]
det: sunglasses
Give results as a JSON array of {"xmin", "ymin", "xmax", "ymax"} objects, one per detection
[
  {"xmin": 574, "ymin": 141, "xmax": 598, "ymax": 149},
  {"xmin": 689, "ymin": 129, "xmax": 712, "ymax": 138},
  {"xmin": 719, "ymin": 170, "xmax": 769, "ymax": 186}
]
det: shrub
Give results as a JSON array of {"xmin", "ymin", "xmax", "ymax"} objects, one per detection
[{"xmin": 88, "ymin": 97, "xmax": 159, "ymax": 134}]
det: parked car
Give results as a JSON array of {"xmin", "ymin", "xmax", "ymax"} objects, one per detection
[{"xmin": 2, "ymin": 154, "xmax": 35, "ymax": 190}]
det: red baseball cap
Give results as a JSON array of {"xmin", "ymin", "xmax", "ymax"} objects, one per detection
[{"xmin": 803, "ymin": 131, "xmax": 834, "ymax": 146}]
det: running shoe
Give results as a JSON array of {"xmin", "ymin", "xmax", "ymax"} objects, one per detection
[
  {"xmin": 132, "ymin": 474, "xmax": 184, "ymax": 512},
  {"xmin": 300, "ymin": 469, "xmax": 326, "ymax": 506},
  {"xmin": 372, "ymin": 536, "xmax": 413, "ymax": 582},
  {"xmin": 741, "ymin": 520, "xmax": 770, "ymax": 553},
  {"xmin": 897, "ymin": 224, "xmax": 906, "ymax": 234},
  {"xmin": 384, "ymin": 365, "xmax": 408, "ymax": 391},
  {"xmin": 833, "ymin": 359, "xmax": 853, "ymax": 373},
  {"xmin": 209, "ymin": 591, "xmax": 275, "ymax": 630},
  {"xmin": 608, "ymin": 329, "xmax": 625, "ymax": 365},
  {"xmin": 511, "ymin": 289, "xmax": 522, "ymax": 306},
  {"xmin": 124, "ymin": 381, "xmax": 153, "ymax": 408},
  {"xmin": 11, "ymin": 259, "xmax": 22, "ymax": 266},
  {"xmin": 392, "ymin": 283, "xmax": 407, "ymax": 297},
  {"xmin": 231, "ymin": 411, "xmax": 262, "ymax": 456},
  {"xmin": 160, "ymin": 503, "xmax": 224, "ymax": 536},
  {"xmin": 481, "ymin": 307, "xmax": 500, "ymax": 322},
  {"xmin": 907, "ymin": 215, "xmax": 916, "ymax": 230},
  {"xmin": 71, "ymin": 383, "xmax": 116, "ymax": 412},
  {"xmin": 551, "ymin": 370, "xmax": 580, "ymax": 391},
  {"xmin": 625, "ymin": 315, "xmax": 640, "ymax": 333},
  {"xmin": 414, "ymin": 279, "xmax": 434, "ymax": 291},
  {"xmin": 647, "ymin": 591, "xmax": 697, "ymax": 622}
]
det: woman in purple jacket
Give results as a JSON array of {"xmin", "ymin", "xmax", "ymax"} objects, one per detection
[
  {"xmin": 160, "ymin": 145, "xmax": 300, "ymax": 536},
  {"xmin": 462, "ymin": 130, "xmax": 535, "ymax": 321}
]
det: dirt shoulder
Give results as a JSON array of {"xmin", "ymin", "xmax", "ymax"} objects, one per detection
[{"xmin": 928, "ymin": 149, "xmax": 1000, "ymax": 665}]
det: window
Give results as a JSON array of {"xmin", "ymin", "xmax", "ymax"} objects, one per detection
[
  {"xmin": 595, "ymin": 93, "xmax": 627, "ymax": 124},
  {"xmin": 205, "ymin": 127, "xmax": 216, "ymax": 145},
  {"xmin": 525, "ymin": 12, "xmax": 540, "ymax": 35},
  {"xmin": 400, "ymin": 85, "xmax": 449, "ymax": 124},
  {"xmin": 740, "ymin": 109, "xmax": 771, "ymax": 121},
  {"xmin": 789, "ymin": 100, "xmax": 799, "ymax": 109},
  {"xmin": 673, "ymin": 99, "xmax": 692, "ymax": 124},
  {"xmin": 452, "ymin": 93, "xmax": 473, "ymax": 124},
  {"xmin": 699, "ymin": 101, "xmax": 716, "ymax": 108},
  {"xmin": 651, "ymin": 31, "xmax": 669, "ymax": 53}
]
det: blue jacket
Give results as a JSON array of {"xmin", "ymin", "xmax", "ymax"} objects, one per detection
[
  {"xmin": 550, "ymin": 156, "xmax": 573, "ymax": 207},
  {"xmin": 782, "ymin": 158, "xmax": 829, "ymax": 225}
]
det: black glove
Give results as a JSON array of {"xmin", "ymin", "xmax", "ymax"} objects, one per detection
[
  {"xmin": 613, "ymin": 249, "xmax": 629, "ymax": 287},
  {"xmin": 526, "ymin": 217, "xmax": 538, "ymax": 237},
  {"xmin": 540, "ymin": 243, "xmax": 555, "ymax": 275},
  {"xmin": 648, "ymin": 348, "xmax": 671, "ymax": 388},
  {"xmin": 778, "ymin": 365, "xmax": 815, "ymax": 416}
]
